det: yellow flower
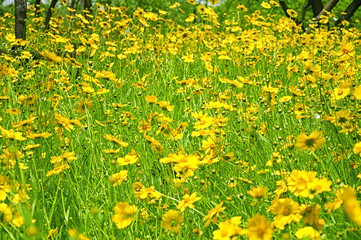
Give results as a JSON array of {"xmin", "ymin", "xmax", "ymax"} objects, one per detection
[
  {"xmin": 82, "ymin": 86, "xmax": 95, "ymax": 94},
  {"xmin": 208, "ymin": 0, "xmax": 219, "ymax": 5},
  {"xmin": 0, "ymin": 203, "xmax": 13, "ymax": 224},
  {"xmin": 55, "ymin": 114, "xmax": 75, "ymax": 131},
  {"xmin": 353, "ymin": 142, "xmax": 361, "ymax": 155},
  {"xmin": 157, "ymin": 101, "xmax": 174, "ymax": 111},
  {"xmin": 332, "ymin": 87, "xmax": 350, "ymax": 100},
  {"xmin": 47, "ymin": 228, "xmax": 58, "ymax": 239},
  {"xmin": 269, "ymin": 0, "xmax": 279, "ymax": 7},
  {"xmin": 47, "ymin": 162, "xmax": 70, "ymax": 176},
  {"xmin": 203, "ymin": 202, "xmax": 226, "ymax": 227},
  {"xmin": 181, "ymin": 54, "xmax": 194, "ymax": 63},
  {"xmin": 109, "ymin": 170, "xmax": 128, "ymax": 187},
  {"xmin": 133, "ymin": 182, "xmax": 162, "ymax": 203},
  {"xmin": 42, "ymin": 51, "xmax": 63, "ymax": 63},
  {"xmin": 186, "ymin": 0, "xmax": 197, "ymax": 5},
  {"xmin": 68, "ymin": 228, "xmax": 90, "ymax": 240},
  {"xmin": 145, "ymin": 95, "xmax": 158, "ymax": 103},
  {"xmin": 295, "ymin": 227, "xmax": 321, "ymax": 240},
  {"xmin": 261, "ymin": 2, "xmax": 271, "ymax": 9},
  {"xmin": 161, "ymin": 210, "xmax": 183, "ymax": 234},
  {"xmin": 177, "ymin": 192, "xmax": 201, "ymax": 212},
  {"xmin": 20, "ymin": 51, "xmax": 32, "ymax": 59},
  {"xmin": 0, "ymin": 126, "xmax": 26, "ymax": 141},
  {"xmin": 295, "ymin": 132, "xmax": 325, "ymax": 152},
  {"xmin": 286, "ymin": 170, "xmax": 331, "ymax": 199},
  {"xmin": 27, "ymin": 131, "xmax": 52, "ymax": 139},
  {"xmin": 247, "ymin": 186, "xmax": 267, "ymax": 198},
  {"xmin": 12, "ymin": 211, "xmax": 24, "ymax": 227},
  {"xmin": 286, "ymin": 9, "xmax": 298, "ymax": 18},
  {"xmin": 353, "ymin": 86, "xmax": 361, "ymax": 100},
  {"xmin": 169, "ymin": 2, "xmax": 180, "ymax": 9},
  {"xmin": 341, "ymin": 187, "xmax": 361, "ymax": 226},
  {"xmin": 247, "ymin": 214, "xmax": 273, "ymax": 240},
  {"xmin": 138, "ymin": 119, "xmax": 152, "ymax": 133},
  {"xmin": 117, "ymin": 155, "xmax": 138, "ymax": 166},
  {"xmin": 213, "ymin": 216, "xmax": 245, "ymax": 240},
  {"xmin": 64, "ymin": 43, "xmax": 74, "ymax": 52},
  {"xmin": 268, "ymin": 198, "xmax": 303, "ymax": 230},
  {"xmin": 194, "ymin": 116, "xmax": 213, "ymax": 130},
  {"xmin": 279, "ymin": 96, "xmax": 292, "ymax": 103},
  {"xmin": 173, "ymin": 155, "xmax": 201, "ymax": 177},
  {"xmin": 303, "ymin": 204, "xmax": 325, "ymax": 230},
  {"xmin": 112, "ymin": 202, "xmax": 137, "ymax": 229},
  {"xmin": 50, "ymin": 152, "xmax": 77, "ymax": 164},
  {"xmin": 104, "ymin": 134, "xmax": 129, "ymax": 147}
]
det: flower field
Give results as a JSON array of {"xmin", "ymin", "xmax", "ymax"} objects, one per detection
[{"xmin": 1, "ymin": 1, "xmax": 361, "ymax": 239}]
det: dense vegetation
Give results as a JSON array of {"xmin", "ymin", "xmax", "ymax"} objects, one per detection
[{"xmin": 1, "ymin": 0, "xmax": 361, "ymax": 239}]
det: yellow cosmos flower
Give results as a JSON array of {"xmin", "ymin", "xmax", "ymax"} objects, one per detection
[
  {"xmin": 208, "ymin": 0, "xmax": 219, "ymax": 5},
  {"xmin": 181, "ymin": 54, "xmax": 194, "ymax": 63},
  {"xmin": 261, "ymin": 2, "xmax": 271, "ymax": 9},
  {"xmin": 247, "ymin": 214, "xmax": 273, "ymax": 240},
  {"xmin": 247, "ymin": 186, "xmax": 267, "ymax": 198},
  {"xmin": 286, "ymin": 9, "xmax": 298, "ymax": 18},
  {"xmin": 295, "ymin": 132, "xmax": 325, "ymax": 152},
  {"xmin": 161, "ymin": 210, "xmax": 183, "ymax": 234},
  {"xmin": 353, "ymin": 85, "xmax": 361, "ymax": 100},
  {"xmin": 145, "ymin": 95, "xmax": 158, "ymax": 103},
  {"xmin": 332, "ymin": 87, "xmax": 350, "ymax": 100},
  {"xmin": 104, "ymin": 134, "xmax": 129, "ymax": 147},
  {"xmin": 295, "ymin": 227, "xmax": 321, "ymax": 240},
  {"xmin": 0, "ymin": 126, "xmax": 26, "ymax": 141},
  {"xmin": 341, "ymin": 187, "xmax": 361, "ymax": 226},
  {"xmin": 268, "ymin": 198, "xmax": 303, "ymax": 230},
  {"xmin": 117, "ymin": 155, "xmax": 138, "ymax": 166},
  {"xmin": 203, "ymin": 202, "xmax": 226, "ymax": 227},
  {"xmin": 213, "ymin": 216, "xmax": 246, "ymax": 240},
  {"xmin": 6, "ymin": 108, "xmax": 21, "ymax": 115},
  {"xmin": 109, "ymin": 170, "xmax": 128, "ymax": 187},
  {"xmin": 42, "ymin": 51, "xmax": 62, "ymax": 63},
  {"xmin": 177, "ymin": 192, "xmax": 201, "ymax": 212},
  {"xmin": 169, "ymin": 2, "xmax": 180, "ymax": 9},
  {"xmin": 112, "ymin": 202, "xmax": 137, "ymax": 229},
  {"xmin": 286, "ymin": 170, "xmax": 331, "ymax": 199},
  {"xmin": 303, "ymin": 204, "xmax": 325, "ymax": 230},
  {"xmin": 279, "ymin": 96, "xmax": 292, "ymax": 103},
  {"xmin": 132, "ymin": 182, "xmax": 162, "ymax": 203},
  {"xmin": 353, "ymin": 142, "xmax": 361, "ymax": 156}
]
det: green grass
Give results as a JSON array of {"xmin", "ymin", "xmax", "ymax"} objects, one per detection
[{"xmin": 0, "ymin": 2, "xmax": 361, "ymax": 239}]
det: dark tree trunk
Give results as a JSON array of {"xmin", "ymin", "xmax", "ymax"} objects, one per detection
[
  {"xmin": 44, "ymin": 0, "xmax": 59, "ymax": 30},
  {"xmin": 302, "ymin": 0, "xmax": 312, "ymax": 22},
  {"xmin": 316, "ymin": 0, "xmax": 340, "ymax": 19},
  {"xmin": 279, "ymin": 1, "xmax": 302, "ymax": 26},
  {"xmin": 310, "ymin": 0, "xmax": 324, "ymax": 16},
  {"xmin": 84, "ymin": 0, "xmax": 92, "ymax": 13},
  {"xmin": 335, "ymin": 0, "xmax": 361, "ymax": 25},
  {"xmin": 69, "ymin": 0, "xmax": 75, "ymax": 14},
  {"xmin": 15, "ymin": 0, "xmax": 27, "ymax": 40},
  {"xmin": 35, "ymin": 0, "xmax": 41, "ymax": 18}
]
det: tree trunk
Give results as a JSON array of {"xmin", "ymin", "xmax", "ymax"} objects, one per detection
[
  {"xmin": 279, "ymin": 1, "xmax": 302, "ymax": 26},
  {"xmin": 310, "ymin": 0, "xmax": 324, "ymax": 16},
  {"xmin": 35, "ymin": 0, "xmax": 41, "ymax": 18},
  {"xmin": 84, "ymin": 0, "xmax": 92, "ymax": 13},
  {"xmin": 302, "ymin": 0, "xmax": 312, "ymax": 22},
  {"xmin": 14, "ymin": 0, "xmax": 27, "ymax": 40},
  {"xmin": 44, "ymin": 0, "xmax": 59, "ymax": 30},
  {"xmin": 335, "ymin": 0, "xmax": 361, "ymax": 25},
  {"xmin": 315, "ymin": 0, "xmax": 340, "ymax": 19}
]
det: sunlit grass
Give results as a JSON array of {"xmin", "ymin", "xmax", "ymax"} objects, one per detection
[{"xmin": 0, "ymin": 2, "xmax": 361, "ymax": 239}]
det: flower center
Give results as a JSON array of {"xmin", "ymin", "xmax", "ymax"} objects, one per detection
[{"xmin": 306, "ymin": 139, "xmax": 315, "ymax": 147}]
